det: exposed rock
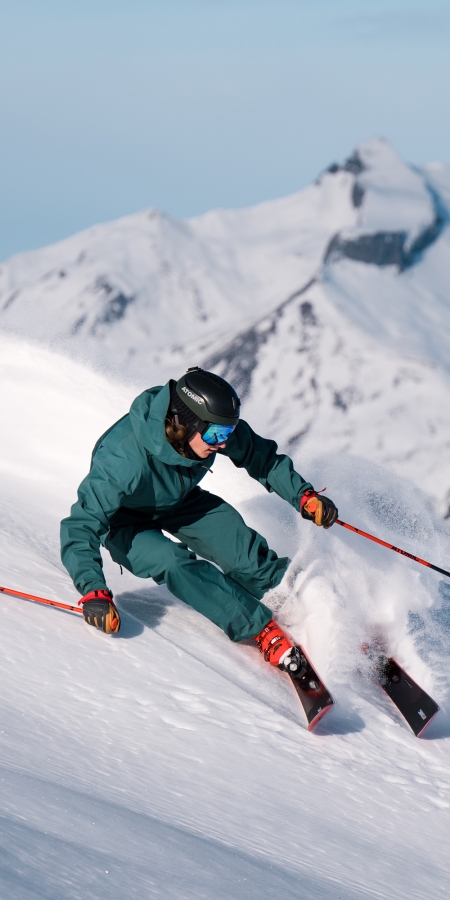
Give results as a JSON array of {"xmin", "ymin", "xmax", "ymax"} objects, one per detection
[
  {"xmin": 325, "ymin": 231, "xmax": 406, "ymax": 268},
  {"xmin": 352, "ymin": 182, "xmax": 365, "ymax": 208},
  {"xmin": 71, "ymin": 315, "xmax": 87, "ymax": 335},
  {"xmin": 3, "ymin": 290, "xmax": 19, "ymax": 311},
  {"xmin": 326, "ymin": 151, "xmax": 366, "ymax": 178},
  {"xmin": 204, "ymin": 318, "xmax": 277, "ymax": 399},
  {"xmin": 343, "ymin": 151, "xmax": 366, "ymax": 176},
  {"xmin": 324, "ymin": 184, "xmax": 446, "ymax": 271},
  {"xmin": 204, "ymin": 279, "xmax": 316, "ymax": 398},
  {"xmin": 92, "ymin": 291, "xmax": 135, "ymax": 332},
  {"xmin": 89, "ymin": 276, "xmax": 135, "ymax": 334}
]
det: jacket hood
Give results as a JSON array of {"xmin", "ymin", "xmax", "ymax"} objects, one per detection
[{"xmin": 129, "ymin": 382, "xmax": 214, "ymax": 469}]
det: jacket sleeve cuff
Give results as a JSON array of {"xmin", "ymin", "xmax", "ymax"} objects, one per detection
[
  {"xmin": 296, "ymin": 486, "xmax": 315, "ymax": 512},
  {"xmin": 78, "ymin": 582, "xmax": 112, "ymax": 598}
]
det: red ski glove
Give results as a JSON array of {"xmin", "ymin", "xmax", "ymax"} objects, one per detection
[
  {"xmin": 79, "ymin": 589, "xmax": 121, "ymax": 634},
  {"xmin": 300, "ymin": 490, "xmax": 338, "ymax": 529}
]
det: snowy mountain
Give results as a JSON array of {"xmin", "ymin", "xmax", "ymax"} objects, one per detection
[
  {"xmin": 1, "ymin": 139, "xmax": 450, "ymax": 516},
  {"xmin": 205, "ymin": 142, "xmax": 450, "ymax": 514},
  {"xmin": 0, "ymin": 171, "xmax": 356, "ymax": 374}
]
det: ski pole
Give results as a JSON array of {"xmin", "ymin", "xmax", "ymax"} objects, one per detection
[
  {"xmin": 336, "ymin": 519, "xmax": 450, "ymax": 579},
  {"xmin": 0, "ymin": 584, "xmax": 83, "ymax": 615}
]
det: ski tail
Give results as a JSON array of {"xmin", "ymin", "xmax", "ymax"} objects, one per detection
[{"xmin": 288, "ymin": 645, "xmax": 334, "ymax": 731}]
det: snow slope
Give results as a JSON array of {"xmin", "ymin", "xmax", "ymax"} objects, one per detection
[{"xmin": 1, "ymin": 332, "xmax": 450, "ymax": 899}]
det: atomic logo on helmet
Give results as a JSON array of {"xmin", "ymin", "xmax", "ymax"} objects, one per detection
[{"xmin": 181, "ymin": 386, "xmax": 205, "ymax": 406}]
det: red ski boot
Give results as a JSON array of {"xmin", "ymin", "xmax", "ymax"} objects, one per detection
[{"xmin": 253, "ymin": 620, "xmax": 307, "ymax": 675}]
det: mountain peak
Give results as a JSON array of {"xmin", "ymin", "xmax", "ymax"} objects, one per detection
[{"xmin": 0, "ymin": 138, "xmax": 448, "ymax": 389}]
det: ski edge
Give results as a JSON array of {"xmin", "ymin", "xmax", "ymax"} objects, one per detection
[{"xmin": 307, "ymin": 702, "xmax": 334, "ymax": 732}]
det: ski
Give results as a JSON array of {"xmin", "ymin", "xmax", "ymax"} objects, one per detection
[
  {"xmin": 287, "ymin": 645, "xmax": 334, "ymax": 731},
  {"xmin": 378, "ymin": 657, "xmax": 440, "ymax": 736},
  {"xmin": 362, "ymin": 642, "xmax": 440, "ymax": 736}
]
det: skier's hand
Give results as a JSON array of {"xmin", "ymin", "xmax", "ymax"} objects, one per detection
[
  {"xmin": 79, "ymin": 589, "xmax": 121, "ymax": 633},
  {"xmin": 300, "ymin": 491, "xmax": 338, "ymax": 529}
]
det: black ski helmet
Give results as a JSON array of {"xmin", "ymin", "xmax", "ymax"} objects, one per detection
[{"xmin": 174, "ymin": 367, "xmax": 240, "ymax": 429}]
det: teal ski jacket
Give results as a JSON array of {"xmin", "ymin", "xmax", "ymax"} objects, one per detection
[{"xmin": 60, "ymin": 382, "xmax": 313, "ymax": 596}]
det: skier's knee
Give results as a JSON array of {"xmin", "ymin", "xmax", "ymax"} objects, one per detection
[{"xmin": 164, "ymin": 543, "xmax": 197, "ymax": 576}]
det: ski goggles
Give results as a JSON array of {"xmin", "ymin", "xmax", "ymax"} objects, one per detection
[{"xmin": 201, "ymin": 422, "xmax": 237, "ymax": 445}]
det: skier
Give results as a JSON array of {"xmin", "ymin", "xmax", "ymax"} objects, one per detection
[{"xmin": 60, "ymin": 367, "xmax": 337, "ymax": 675}]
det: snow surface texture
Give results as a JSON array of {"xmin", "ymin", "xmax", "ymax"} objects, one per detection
[
  {"xmin": 1, "ymin": 139, "xmax": 450, "ymax": 517},
  {"xmin": 1, "ymin": 334, "xmax": 450, "ymax": 900},
  {"xmin": 2, "ymin": 139, "xmax": 450, "ymax": 897}
]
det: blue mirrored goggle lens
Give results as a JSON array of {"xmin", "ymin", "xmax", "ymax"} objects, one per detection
[{"xmin": 201, "ymin": 423, "xmax": 236, "ymax": 445}]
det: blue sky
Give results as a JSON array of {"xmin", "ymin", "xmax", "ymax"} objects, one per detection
[{"xmin": 1, "ymin": 0, "xmax": 449, "ymax": 260}]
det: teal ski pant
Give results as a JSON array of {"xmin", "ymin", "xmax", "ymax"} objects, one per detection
[{"xmin": 105, "ymin": 487, "xmax": 290, "ymax": 641}]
